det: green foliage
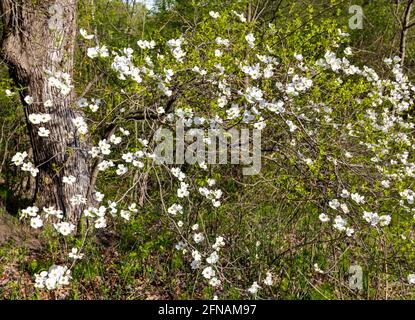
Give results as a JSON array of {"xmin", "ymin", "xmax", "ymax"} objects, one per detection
[{"xmin": 2, "ymin": 0, "xmax": 415, "ymax": 300}]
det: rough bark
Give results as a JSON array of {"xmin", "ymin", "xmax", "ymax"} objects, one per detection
[
  {"xmin": 0, "ymin": 1, "xmax": 90, "ymax": 226},
  {"xmin": 400, "ymin": 0, "xmax": 414, "ymax": 65}
]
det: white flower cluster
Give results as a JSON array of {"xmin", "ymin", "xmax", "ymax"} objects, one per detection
[
  {"xmin": 137, "ymin": 39, "xmax": 156, "ymax": 50},
  {"xmin": 351, "ymin": 193, "xmax": 365, "ymax": 204},
  {"xmin": 83, "ymin": 200, "xmax": 137, "ymax": 228},
  {"xmin": 97, "ymin": 160, "xmax": 115, "ymax": 171},
  {"xmin": 11, "ymin": 151, "xmax": 28, "ymax": 166},
  {"xmin": 167, "ymin": 203, "xmax": 183, "ymax": 216},
  {"xmin": 80, "ymin": 28, "xmax": 94, "ymax": 40},
  {"xmin": 189, "ymin": 235, "xmax": 225, "ymax": 287},
  {"xmin": 38, "ymin": 127, "xmax": 50, "ymax": 137},
  {"xmin": 212, "ymin": 236, "xmax": 225, "ymax": 250},
  {"xmin": 167, "ymin": 37, "xmax": 186, "ymax": 63},
  {"xmin": 116, "ymin": 164, "xmax": 127, "ymax": 175},
  {"xmin": 68, "ymin": 247, "xmax": 84, "ymax": 260},
  {"xmin": 72, "ymin": 116, "xmax": 88, "ymax": 134},
  {"xmin": 198, "ymin": 184, "xmax": 222, "ymax": 207},
  {"xmin": 245, "ymin": 86, "xmax": 263, "ymax": 103},
  {"xmin": 241, "ymin": 63, "xmax": 261, "ymax": 80},
  {"xmin": 400, "ymin": 189, "xmax": 414, "ymax": 205},
  {"xmin": 177, "ymin": 182, "xmax": 189, "ymax": 198},
  {"xmin": 264, "ymin": 272, "xmax": 273, "ymax": 286},
  {"xmin": 285, "ymin": 74, "xmax": 313, "ymax": 95},
  {"xmin": 245, "ymin": 33, "xmax": 255, "ymax": 48},
  {"xmin": 28, "ymin": 113, "xmax": 51, "ymax": 125},
  {"xmin": 28, "ymin": 113, "xmax": 52, "ymax": 137},
  {"xmin": 232, "ymin": 11, "xmax": 246, "ymax": 22},
  {"xmin": 24, "ymin": 95, "xmax": 33, "ymax": 105},
  {"xmin": 47, "ymin": 70, "xmax": 74, "ymax": 95},
  {"xmin": 54, "ymin": 221, "xmax": 76, "ymax": 236},
  {"xmin": 87, "ymin": 45, "xmax": 109, "ymax": 59},
  {"xmin": 209, "ymin": 11, "xmax": 220, "ymax": 19},
  {"xmin": 77, "ymin": 97, "xmax": 102, "ymax": 112},
  {"xmin": 192, "ymin": 65, "xmax": 207, "ymax": 75},
  {"xmin": 320, "ymin": 186, "xmax": 390, "ymax": 234},
  {"xmin": 11, "ymin": 151, "xmax": 39, "ymax": 177},
  {"xmin": 20, "ymin": 205, "xmax": 70, "ymax": 235},
  {"xmin": 362, "ymin": 211, "xmax": 391, "ymax": 227},
  {"xmin": 84, "ymin": 205, "xmax": 107, "ymax": 228},
  {"xmin": 112, "ymin": 48, "xmax": 143, "ymax": 83},
  {"xmin": 171, "ymin": 167, "xmax": 186, "ymax": 181},
  {"xmin": 34, "ymin": 265, "xmax": 71, "ymax": 290},
  {"xmin": 332, "ymin": 215, "xmax": 354, "ymax": 236},
  {"xmin": 215, "ymin": 37, "xmax": 229, "ymax": 47},
  {"xmin": 122, "ymin": 150, "xmax": 145, "ymax": 167},
  {"xmin": 248, "ymin": 281, "xmax": 261, "ymax": 295}
]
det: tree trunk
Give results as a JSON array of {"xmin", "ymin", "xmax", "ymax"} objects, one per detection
[
  {"xmin": 400, "ymin": 0, "xmax": 414, "ymax": 65},
  {"xmin": 0, "ymin": 1, "xmax": 90, "ymax": 226}
]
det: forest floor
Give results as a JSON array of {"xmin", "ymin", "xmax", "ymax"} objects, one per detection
[
  {"xmin": 0, "ymin": 210, "xmax": 172, "ymax": 299},
  {"xmin": 0, "ymin": 211, "xmax": 41, "ymax": 249},
  {"xmin": 0, "ymin": 211, "xmax": 42, "ymax": 298}
]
